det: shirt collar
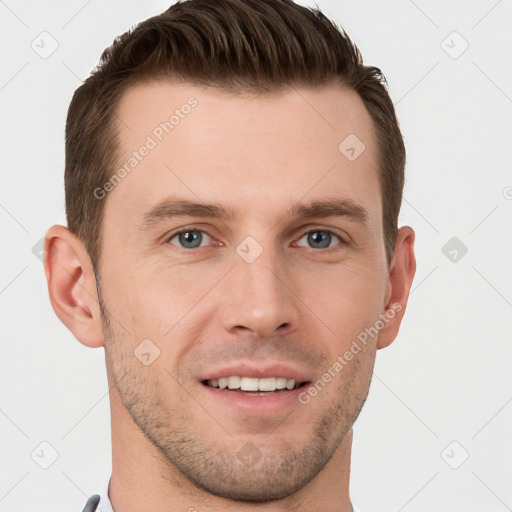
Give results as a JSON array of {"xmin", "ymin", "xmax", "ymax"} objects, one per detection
[{"xmin": 96, "ymin": 477, "xmax": 114, "ymax": 512}]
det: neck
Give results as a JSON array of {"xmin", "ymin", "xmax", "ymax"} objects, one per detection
[{"xmin": 108, "ymin": 384, "xmax": 354, "ymax": 512}]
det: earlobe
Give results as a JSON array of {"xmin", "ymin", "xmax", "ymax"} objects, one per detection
[
  {"xmin": 377, "ymin": 226, "xmax": 417, "ymax": 350},
  {"xmin": 44, "ymin": 225, "xmax": 105, "ymax": 348}
]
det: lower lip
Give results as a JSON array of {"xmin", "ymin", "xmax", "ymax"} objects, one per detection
[{"xmin": 200, "ymin": 383, "xmax": 308, "ymax": 415}]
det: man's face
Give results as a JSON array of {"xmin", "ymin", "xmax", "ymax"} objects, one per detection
[{"xmin": 99, "ymin": 80, "xmax": 390, "ymax": 501}]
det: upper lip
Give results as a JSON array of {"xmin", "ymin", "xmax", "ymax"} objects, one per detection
[{"xmin": 200, "ymin": 362, "xmax": 312, "ymax": 383}]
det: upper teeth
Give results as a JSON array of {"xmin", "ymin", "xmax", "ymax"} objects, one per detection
[{"xmin": 207, "ymin": 376, "xmax": 298, "ymax": 391}]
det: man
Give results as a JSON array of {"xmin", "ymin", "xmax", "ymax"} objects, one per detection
[{"xmin": 44, "ymin": 0, "xmax": 416, "ymax": 510}]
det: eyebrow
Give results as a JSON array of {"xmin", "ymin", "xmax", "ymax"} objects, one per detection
[{"xmin": 137, "ymin": 195, "xmax": 369, "ymax": 229}]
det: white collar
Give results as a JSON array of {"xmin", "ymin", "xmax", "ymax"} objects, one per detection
[
  {"xmin": 96, "ymin": 477, "xmax": 114, "ymax": 512},
  {"xmin": 93, "ymin": 476, "xmax": 362, "ymax": 512}
]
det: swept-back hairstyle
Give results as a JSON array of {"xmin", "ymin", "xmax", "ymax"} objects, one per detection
[{"xmin": 65, "ymin": 0, "xmax": 405, "ymax": 269}]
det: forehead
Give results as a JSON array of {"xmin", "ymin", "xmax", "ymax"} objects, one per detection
[{"xmin": 106, "ymin": 80, "xmax": 381, "ymax": 230}]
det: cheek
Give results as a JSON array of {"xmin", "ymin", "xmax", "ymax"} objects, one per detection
[
  {"xmin": 300, "ymin": 264, "xmax": 385, "ymax": 343},
  {"xmin": 104, "ymin": 263, "xmax": 222, "ymax": 368},
  {"xmin": 104, "ymin": 258, "xmax": 196, "ymax": 325}
]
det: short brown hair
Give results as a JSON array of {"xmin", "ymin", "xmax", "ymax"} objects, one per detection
[{"xmin": 65, "ymin": 0, "xmax": 405, "ymax": 270}]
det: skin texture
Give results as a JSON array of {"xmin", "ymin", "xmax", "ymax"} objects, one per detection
[{"xmin": 44, "ymin": 81, "xmax": 416, "ymax": 512}]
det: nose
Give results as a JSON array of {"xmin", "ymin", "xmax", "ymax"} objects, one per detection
[{"xmin": 219, "ymin": 243, "xmax": 301, "ymax": 339}]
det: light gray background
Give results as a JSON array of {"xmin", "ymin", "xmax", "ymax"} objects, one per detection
[{"xmin": 1, "ymin": 1, "xmax": 511, "ymax": 511}]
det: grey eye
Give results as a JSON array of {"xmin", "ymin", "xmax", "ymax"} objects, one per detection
[
  {"xmin": 169, "ymin": 230, "xmax": 212, "ymax": 249},
  {"xmin": 297, "ymin": 230, "xmax": 341, "ymax": 249}
]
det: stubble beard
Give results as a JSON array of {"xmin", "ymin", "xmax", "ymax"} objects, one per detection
[{"xmin": 98, "ymin": 291, "xmax": 373, "ymax": 502}]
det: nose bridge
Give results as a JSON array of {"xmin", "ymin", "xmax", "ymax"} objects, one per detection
[{"xmin": 221, "ymin": 237, "xmax": 299, "ymax": 337}]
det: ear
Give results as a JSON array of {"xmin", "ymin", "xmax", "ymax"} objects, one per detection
[
  {"xmin": 377, "ymin": 226, "xmax": 417, "ymax": 350},
  {"xmin": 43, "ymin": 225, "xmax": 105, "ymax": 348}
]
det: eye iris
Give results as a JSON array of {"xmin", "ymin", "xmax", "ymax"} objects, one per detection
[
  {"xmin": 180, "ymin": 230, "xmax": 202, "ymax": 248},
  {"xmin": 308, "ymin": 231, "xmax": 331, "ymax": 249}
]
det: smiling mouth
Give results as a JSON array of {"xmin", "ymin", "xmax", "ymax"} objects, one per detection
[{"xmin": 202, "ymin": 376, "xmax": 310, "ymax": 394}]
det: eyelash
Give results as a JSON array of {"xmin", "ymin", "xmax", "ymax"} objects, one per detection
[{"xmin": 165, "ymin": 226, "xmax": 347, "ymax": 252}]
